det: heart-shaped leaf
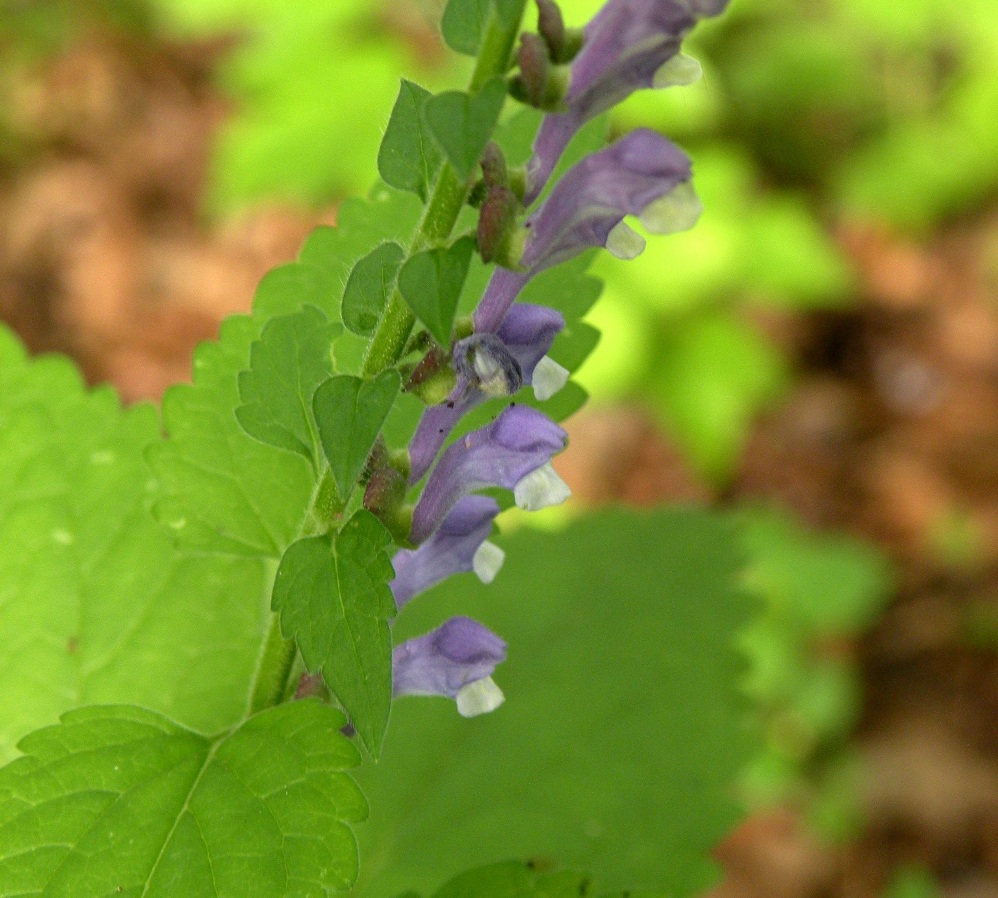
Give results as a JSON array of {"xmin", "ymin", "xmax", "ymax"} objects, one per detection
[
  {"xmin": 398, "ymin": 236, "xmax": 476, "ymax": 346},
  {"xmin": 342, "ymin": 242, "xmax": 406, "ymax": 337},
  {"xmin": 272, "ymin": 512, "xmax": 396, "ymax": 758},
  {"xmin": 441, "ymin": 0, "xmax": 524, "ymax": 56},
  {"xmin": 236, "ymin": 305, "xmax": 340, "ymax": 464},
  {"xmin": 313, "ymin": 369, "xmax": 401, "ymax": 504},
  {"xmin": 425, "ymin": 78, "xmax": 507, "ymax": 179},
  {"xmin": 379, "ymin": 80, "xmax": 445, "ymax": 199}
]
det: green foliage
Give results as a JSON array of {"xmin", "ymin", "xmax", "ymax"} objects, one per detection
[
  {"xmin": 273, "ymin": 512, "xmax": 396, "ymax": 758},
  {"xmin": 380, "ymin": 82, "xmax": 447, "ymax": 201},
  {"xmin": 399, "ymin": 236, "xmax": 477, "ymax": 345},
  {"xmin": 314, "ymin": 370, "xmax": 401, "ymax": 503},
  {"xmin": 441, "ymin": 0, "xmax": 525, "ymax": 56},
  {"xmin": 343, "ymin": 242, "xmax": 407, "ymax": 337},
  {"xmin": 741, "ymin": 508, "xmax": 894, "ymax": 639},
  {"xmin": 646, "ymin": 312, "xmax": 789, "ymax": 483},
  {"xmin": 414, "ymin": 859, "xmax": 669, "ymax": 897},
  {"xmin": 417, "ymin": 861, "xmax": 594, "ymax": 898},
  {"xmin": 351, "ymin": 509, "xmax": 753, "ymax": 897},
  {"xmin": 150, "ymin": 185, "xmax": 421, "ymax": 557},
  {"xmin": 0, "ymin": 327, "xmax": 265, "ymax": 762},
  {"xmin": 425, "ymin": 78, "xmax": 508, "ymax": 178},
  {"xmin": 153, "ymin": 0, "xmax": 430, "ymax": 206},
  {"xmin": 0, "ymin": 702, "xmax": 366, "ymax": 897},
  {"xmin": 737, "ymin": 507, "xmax": 894, "ymax": 831},
  {"xmin": 882, "ymin": 865, "xmax": 941, "ymax": 898},
  {"xmin": 236, "ymin": 305, "xmax": 341, "ymax": 465}
]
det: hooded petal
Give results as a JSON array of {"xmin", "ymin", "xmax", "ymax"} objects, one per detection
[
  {"xmin": 390, "ymin": 495, "xmax": 501, "ymax": 609},
  {"xmin": 476, "ymin": 130, "xmax": 694, "ymax": 332},
  {"xmin": 525, "ymin": 0, "xmax": 728, "ymax": 202},
  {"xmin": 393, "ymin": 615, "xmax": 507, "ymax": 716},
  {"xmin": 521, "ymin": 128, "xmax": 693, "ymax": 275},
  {"xmin": 410, "ymin": 404, "xmax": 568, "ymax": 544}
]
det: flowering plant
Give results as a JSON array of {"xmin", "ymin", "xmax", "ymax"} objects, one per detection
[{"xmin": 0, "ymin": 1, "xmax": 752, "ymax": 895}]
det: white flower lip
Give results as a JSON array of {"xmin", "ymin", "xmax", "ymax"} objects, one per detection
[
  {"xmin": 653, "ymin": 52, "xmax": 703, "ymax": 89},
  {"xmin": 605, "ymin": 221, "xmax": 646, "ymax": 260},
  {"xmin": 639, "ymin": 181, "xmax": 703, "ymax": 235},
  {"xmin": 456, "ymin": 676, "xmax": 505, "ymax": 717},
  {"xmin": 472, "ymin": 540, "xmax": 505, "ymax": 584},
  {"xmin": 532, "ymin": 355, "xmax": 570, "ymax": 402},
  {"xmin": 514, "ymin": 461, "xmax": 571, "ymax": 511}
]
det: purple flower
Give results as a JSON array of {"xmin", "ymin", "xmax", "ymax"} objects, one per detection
[
  {"xmin": 409, "ymin": 304, "xmax": 567, "ymax": 482},
  {"xmin": 390, "ymin": 495, "xmax": 503, "ymax": 609},
  {"xmin": 525, "ymin": 0, "xmax": 728, "ymax": 203},
  {"xmin": 393, "ymin": 615, "xmax": 507, "ymax": 716},
  {"xmin": 410, "ymin": 404, "xmax": 569, "ymax": 544},
  {"xmin": 476, "ymin": 129, "xmax": 697, "ymax": 331}
]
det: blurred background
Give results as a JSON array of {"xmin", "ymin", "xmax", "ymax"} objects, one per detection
[{"xmin": 1, "ymin": 0, "xmax": 997, "ymax": 895}]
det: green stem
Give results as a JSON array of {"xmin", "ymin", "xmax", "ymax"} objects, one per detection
[
  {"xmin": 249, "ymin": 612, "xmax": 298, "ymax": 714},
  {"xmin": 252, "ymin": 0, "xmax": 530, "ymax": 710},
  {"xmin": 247, "ymin": 471, "xmax": 336, "ymax": 715},
  {"xmin": 361, "ymin": 0, "xmax": 527, "ymax": 377}
]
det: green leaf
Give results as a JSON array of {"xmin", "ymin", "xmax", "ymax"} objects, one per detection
[
  {"xmin": 408, "ymin": 860, "xmax": 665, "ymax": 897},
  {"xmin": 424, "ymin": 861, "xmax": 595, "ymax": 898},
  {"xmin": 0, "ymin": 702, "xmax": 366, "ymax": 896},
  {"xmin": 0, "ymin": 327, "xmax": 265, "ymax": 762},
  {"xmin": 343, "ymin": 241, "xmax": 406, "ymax": 336},
  {"xmin": 740, "ymin": 507, "xmax": 894, "ymax": 637},
  {"xmin": 646, "ymin": 312, "xmax": 789, "ymax": 483},
  {"xmin": 379, "ymin": 80, "xmax": 445, "ymax": 200},
  {"xmin": 313, "ymin": 370, "xmax": 401, "ymax": 503},
  {"xmin": 235, "ymin": 305, "xmax": 341, "ymax": 464},
  {"xmin": 151, "ymin": 185, "xmax": 420, "ymax": 557},
  {"xmin": 399, "ymin": 236, "xmax": 476, "ymax": 345},
  {"xmin": 254, "ymin": 261, "xmax": 341, "ymax": 321},
  {"xmin": 425, "ymin": 78, "xmax": 507, "ymax": 179},
  {"xmin": 273, "ymin": 512, "xmax": 396, "ymax": 758},
  {"xmin": 351, "ymin": 509, "xmax": 754, "ymax": 896},
  {"xmin": 441, "ymin": 0, "xmax": 523, "ymax": 56},
  {"xmin": 441, "ymin": 0, "xmax": 489, "ymax": 54}
]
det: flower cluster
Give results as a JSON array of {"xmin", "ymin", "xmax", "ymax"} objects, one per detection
[
  {"xmin": 525, "ymin": 0, "xmax": 730, "ymax": 204},
  {"xmin": 387, "ymin": 0, "xmax": 721, "ymax": 717}
]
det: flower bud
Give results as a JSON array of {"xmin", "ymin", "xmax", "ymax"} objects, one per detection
[
  {"xmin": 364, "ymin": 461, "xmax": 411, "ymax": 545},
  {"xmin": 406, "ymin": 345, "xmax": 458, "ymax": 405},
  {"xmin": 453, "ymin": 332, "xmax": 524, "ymax": 397},
  {"xmin": 477, "ymin": 184, "xmax": 521, "ymax": 265}
]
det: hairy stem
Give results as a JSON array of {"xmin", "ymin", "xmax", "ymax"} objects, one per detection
[
  {"xmin": 249, "ymin": 612, "xmax": 298, "ymax": 715},
  {"xmin": 362, "ymin": 0, "xmax": 527, "ymax": 377},
  {"xmin": 252, "ymin": 0, "xmax": 529, "ymax": 712}
]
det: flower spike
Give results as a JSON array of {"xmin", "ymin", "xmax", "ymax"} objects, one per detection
[
  {"xmin": 475, "ymin": 129, "xmax": 695, "ymax": 331},
  {"xmin": 524, "ymin": 0, "xmax": 729, "ymax": 202}
]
